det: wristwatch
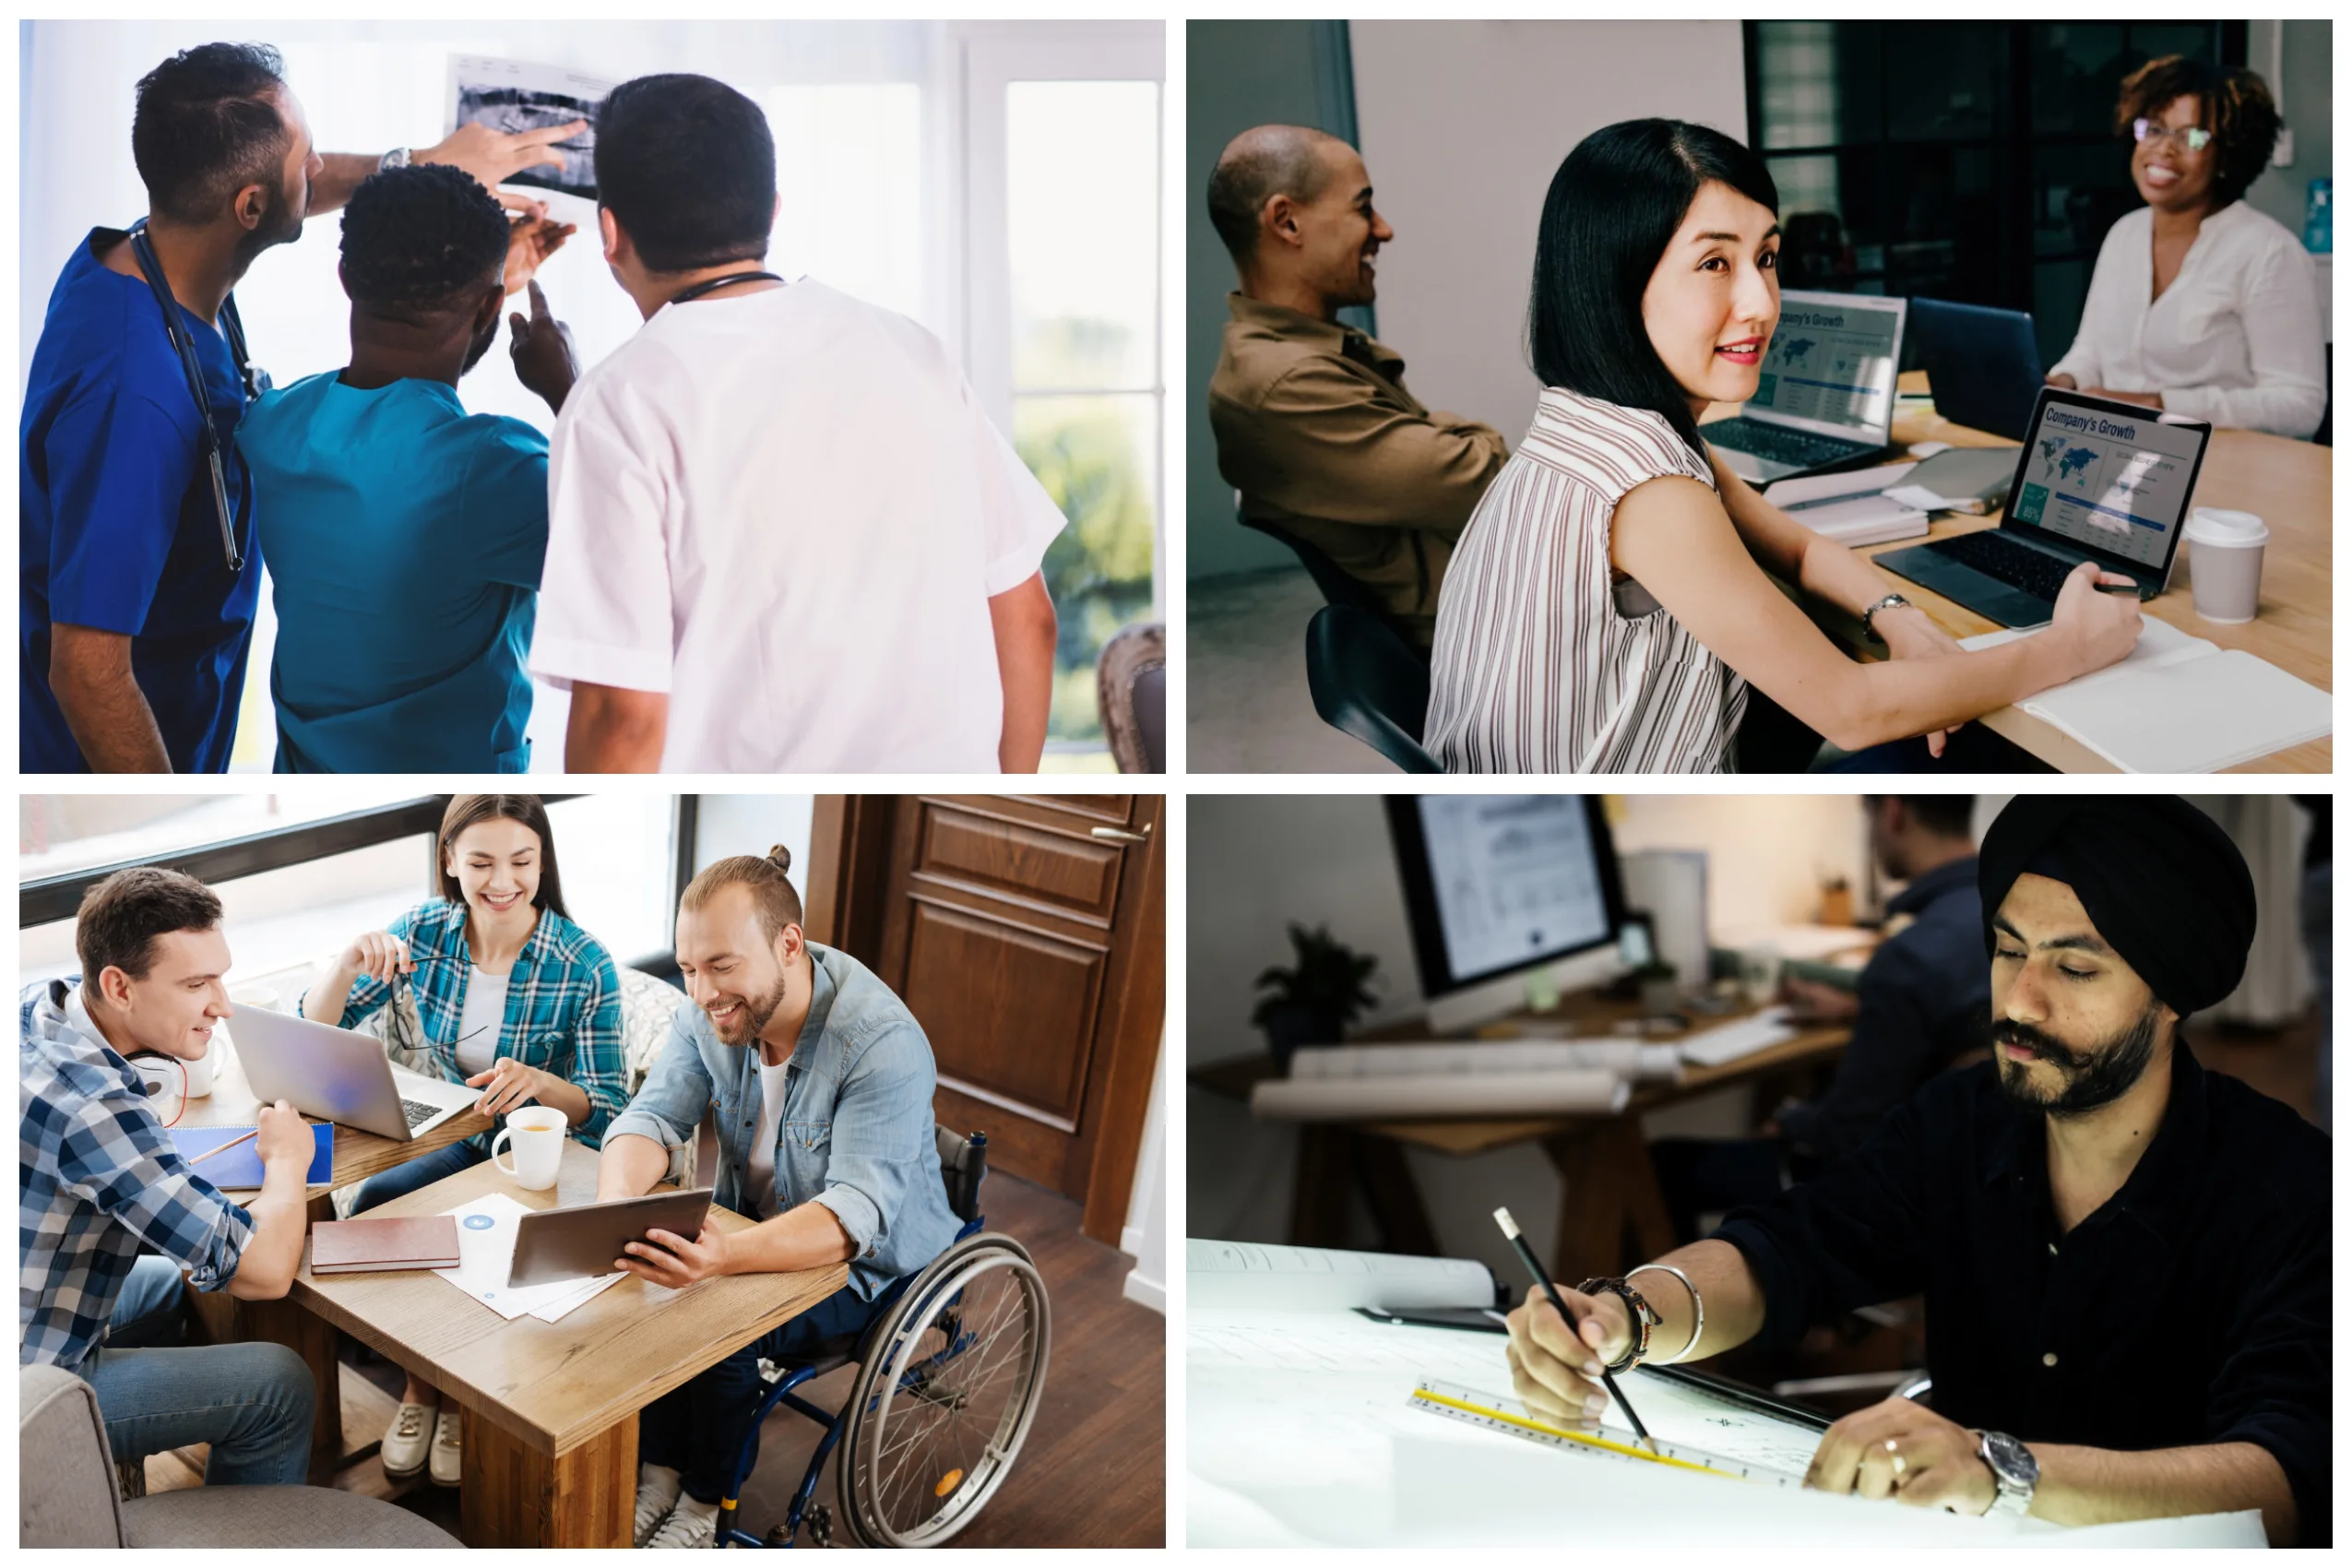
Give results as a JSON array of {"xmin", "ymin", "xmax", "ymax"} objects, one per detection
[
  {"xmin": 1859, "ymin": 591, "xmax": 1915, "ymax": 642},
  {"xmin": 378, "ymin": 147, "xmax": 412, "ymax": 172},
  {"xmin": 1975, "ymin": 1429, "xmax": 2038, "ymax": 1519},
  {"xmin": 1574, "ymin": 1277, "xmax": 1660, "ymax": 1372}
]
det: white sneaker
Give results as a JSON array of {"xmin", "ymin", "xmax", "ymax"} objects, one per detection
[
  {"xmin": 643, "ymin": 1493, "xmax": 721, "ymax": 1550},
  {"xmin": 429, "ymin": 1408, "xmax": 463, "ymax": 1488},
  {"xmin": 381, "ymin": 1402, "xmax": 433, "ymax": 1478},
  {"xmin": 635, "ymin": 1463, "xmax": 684, "ymax": 1547}
]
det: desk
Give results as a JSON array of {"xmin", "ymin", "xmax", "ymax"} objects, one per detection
[
  {"xmin": 1192, "ymin": 993, "xmax": 1850, "ymax": 1282},
  {"xmin": 291, "ymin": 1140, "xmax": 844, "ymax": 1548},
  {"xmin": 173, "ymin": 1031, "xmax": 493, "ymax": 1482},
  {"xmin": 1761, "ymin": 372, "xmax": 2331, "ymax": 772}
]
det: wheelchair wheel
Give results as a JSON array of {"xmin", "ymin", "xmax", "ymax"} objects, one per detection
[{"xmin": 837, "ymin": 1232, "xmax": 1050, "ymax": 1547}]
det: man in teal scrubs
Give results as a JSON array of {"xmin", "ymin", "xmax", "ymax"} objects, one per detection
[{"xmin": 240, "ymin": 164, "xmax": 579, "ymax": 771}]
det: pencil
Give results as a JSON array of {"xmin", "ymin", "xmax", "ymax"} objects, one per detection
[
  {"xmin": 1494, "ymin": 1206, "xmax": 1655, "ymax": 1452},
  {"xmin": 185, "ymin": 1119, "xmax": 311, "ymax": 1165}
]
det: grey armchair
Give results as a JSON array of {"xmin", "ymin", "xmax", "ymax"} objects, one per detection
[{"xmin": 20, "ymin": 1363, "xmax": 460, "ymax": 1549}]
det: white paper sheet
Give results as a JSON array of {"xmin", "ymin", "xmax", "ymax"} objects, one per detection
[
  {"xmin": 1185, "ymin": 1240, "xmax": 1495, "ymax": 1313},
  {"xmin": 434, "ymin": 1193, "xmax": 625, "ymax": 1323},
  {"xmin": 1251, "ymin": 1069, "xmax": 1629, "ymax": 1123},
  {"xmin": 1288, "ymin": 1039, "xmax": 1684, "ymax": 1082}
]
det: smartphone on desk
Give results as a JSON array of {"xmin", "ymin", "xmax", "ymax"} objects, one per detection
[{"xmin": 1355, "ymin": 1305, "xmax": 1508, "ymax": 1334}]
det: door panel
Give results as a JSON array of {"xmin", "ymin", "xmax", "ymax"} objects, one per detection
[
  {"xmin": 902, "ymin": 898, "xmax": 1104, "ymax": 1129},
  {"xmin": 854, "ymin": 794, "xmax": 1164, "ymax": 1235}
]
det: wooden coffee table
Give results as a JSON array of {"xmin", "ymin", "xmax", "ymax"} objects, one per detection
[{"xmin": 290, "ymin": 1140, "xmax": 845, "ymax": 1547}]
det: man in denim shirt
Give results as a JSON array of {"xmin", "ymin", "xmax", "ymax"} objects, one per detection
[{"xmin": 597, "ymin": 846, "xmax": 961, "ymax": 1549}]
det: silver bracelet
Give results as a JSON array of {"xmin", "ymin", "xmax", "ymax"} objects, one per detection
[{"xmin": 1629, "ymin": 1264, "xmax": 1703, "ymax": 1363}]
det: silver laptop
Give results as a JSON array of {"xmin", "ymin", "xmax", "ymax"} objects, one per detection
[
  {"xmin": 228, "ymin": 1005, "xmax": 479, "ymax": 1141},
  {"xmin": 1705, "ymin": 290, "xmax": 1907, "ymax": 483}
]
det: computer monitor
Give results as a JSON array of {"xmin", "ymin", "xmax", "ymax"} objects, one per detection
[{"xmin": 1384, "ymin": 795, "xmax": 1631, "ymax": 1035}]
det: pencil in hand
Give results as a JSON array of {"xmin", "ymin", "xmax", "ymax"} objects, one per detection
[
  {"xmin": 185, "ymin": 1126, "xmax": 263, "ymax": 1164},
  {"xmin": 1494, "ymin": 1206, "xmax": 1657, "ymax": 1454}
]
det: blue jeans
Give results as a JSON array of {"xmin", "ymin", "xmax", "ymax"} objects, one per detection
[
  {"xmin": 638, "ymin": 1282, "xmax": 888, "ymax": 1503},
  {"xmin": 348, "ymin": 1138, "xmax": 487, "ymax": 1215},
  {"xmin": 81, "ymin": 1255, "xmax": 315, "ymax": 1486}
]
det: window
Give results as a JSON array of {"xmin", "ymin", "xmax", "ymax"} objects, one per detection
[
  {"xmin": 963, "ymin": 27, "xmax": 1166, "ymax": 767},
  {"xmin": 1745, "ymin": 21, "xmax": 2243, "ymax": 368}
]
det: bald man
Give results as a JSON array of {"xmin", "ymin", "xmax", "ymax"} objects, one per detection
[
  {"xmin": 1205, "ymin": 125, "xmax": 1506, "ymax": 649},
  {"xmin": 1503, "ymin": 795, "xmax": 2328, "ymax": 1545}
]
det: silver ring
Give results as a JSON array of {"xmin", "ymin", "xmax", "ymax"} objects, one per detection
[{"xmin": 1885, "ymin": 1438, "xmax": 1907, "ymax": 1484}]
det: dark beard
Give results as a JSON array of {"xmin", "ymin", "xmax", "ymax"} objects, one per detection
[
  {"xmin": 231, "ymin": 179, "xmax": 305, "ymax": 271},
  {"xmin": 1992, "ymin": 1004, "xmax": 2162, "ymax": 1118}
]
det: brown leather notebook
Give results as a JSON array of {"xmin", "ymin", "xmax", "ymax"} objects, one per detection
[{"xmin": 311, "ymin": 1216, "xmax": 463, "ymax": 1274}]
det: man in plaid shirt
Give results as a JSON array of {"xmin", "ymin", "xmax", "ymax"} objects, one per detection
[{"xmin": 20, "ymin": 867, "xmax": 316, "ymax": 1484}]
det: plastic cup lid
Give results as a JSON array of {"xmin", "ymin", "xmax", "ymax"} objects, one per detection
[{"xmin": 2185, "ymin": 507, "xmax": 2268, "ymax": 544}]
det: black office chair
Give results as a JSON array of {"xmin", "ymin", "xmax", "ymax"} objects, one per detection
[
  {"xmin": 1238, "ymin": 511, "xmax": 1390, "ymax": 618},
  {"xmin": 1305, "ymin": 604, "xmax": 1443, "ymax": 773}
]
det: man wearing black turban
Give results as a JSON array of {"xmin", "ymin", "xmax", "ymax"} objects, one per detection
[{"xmin": 1502, "ymin": 795, "xmax": 2328, "ymax": 1546}]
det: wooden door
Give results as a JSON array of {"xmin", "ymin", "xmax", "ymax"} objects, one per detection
[{"xmin": 805, "ymin": 795, "xmax": 1165, "ymax": 1244}]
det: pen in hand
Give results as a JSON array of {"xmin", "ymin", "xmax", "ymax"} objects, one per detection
[{"xmin": 1494, "ymin": 1207, "xmax": 1656, "ymax": 1453}]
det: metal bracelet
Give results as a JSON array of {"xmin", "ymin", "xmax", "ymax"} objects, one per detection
[{"xmin": 1628, "ymin": 1264, "xmax": 1703, "ymax": 1363}]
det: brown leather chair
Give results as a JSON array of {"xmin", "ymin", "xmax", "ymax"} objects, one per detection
[{"xmin": 1096, "ymin": 622, "xmax": 1165, "ymax": 773}]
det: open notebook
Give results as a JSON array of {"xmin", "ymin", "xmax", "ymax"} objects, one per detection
[{"xmin": 1962, "ymin": 617, "xmax": 2331, "ymax": 773}]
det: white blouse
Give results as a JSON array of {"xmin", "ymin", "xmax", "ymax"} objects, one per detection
[
  {"xmin": 2048, "ymin": 201, "xmax": 2325, "ymax": 440},
  {"xmin": 1425, "ymin": 388, "xmax": 1748, "ymax": 774}
]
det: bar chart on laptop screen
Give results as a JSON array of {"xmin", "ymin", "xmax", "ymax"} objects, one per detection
[{"xmin": 1754, "ymin": 305, "xmax": 1896, "ymax": 427}]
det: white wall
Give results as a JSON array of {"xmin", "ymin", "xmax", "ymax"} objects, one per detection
[
  {"xmin": 1122, "ymin": 1028, "xmax": 1169, "ymax": 1313},
  {"xmin": 1348, "ymin": 21, "xmax": 1749, "ymax": 441},
  {"xmin": 690, "ymin": 796, "xmax": 815, "ymax": 888}
]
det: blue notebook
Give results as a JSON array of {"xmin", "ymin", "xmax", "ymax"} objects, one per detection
[{"xmin": 169, "ymin": 1123, "xmax": 335, "ymax": 1189}]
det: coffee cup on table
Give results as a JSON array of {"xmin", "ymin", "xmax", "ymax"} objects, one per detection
[
  {"xmin": 2183, "ymin": 507, "xmax": 2268, "ymax": 624},
  {"xmin": 492, "ymin": 1106, "xmax": 569, "ymax": 1192}
]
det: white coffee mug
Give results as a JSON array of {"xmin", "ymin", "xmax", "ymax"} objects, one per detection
[
  {"xmin": 2182, "ymin": 507, "xmax": 2269, "ymax": 624},
  {"xmin": 179, "ymin": 1034, "xmax": 216, "ymax": 1098},
  {"xmin": 492, "ymin": 1106, "xmax": 569, "ymax": 1191}
]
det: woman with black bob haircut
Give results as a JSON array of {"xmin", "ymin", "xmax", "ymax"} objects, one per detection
[{"xmin": 1424, "ymin": 119, "xmax": 2145, "ymax": 773}]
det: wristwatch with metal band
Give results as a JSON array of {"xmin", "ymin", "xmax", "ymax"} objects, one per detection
[
  {"xmin": 1574, "ymin": 1277, "xmax": 1659, "ymax": 1372},
  {"xmin": 1975, "ymin": 1429, "xmax": 2038, "ymax": 1519},
  {"xmin": 1860, "ymin": 591, "xmax": 1915, "ymax": 642},
  {"xmin": 378, "ymin": 147, "xmax": 412, "ymax": 172}
]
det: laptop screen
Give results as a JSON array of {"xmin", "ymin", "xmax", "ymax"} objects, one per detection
[
  {"xmin": 1750, "ymin": 291, "xmax": 1904, "ymax": 440},
  {"xmin": 2006, "ymin": 393, "xmax": 2208, "ymax": 572}
]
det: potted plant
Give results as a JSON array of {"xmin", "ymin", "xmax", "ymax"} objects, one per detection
[
  {"xmin": 1633, "ymin": 958, "xmax": 1681, "ymax": 1018},
  {"xmin": 1253, "ymin": 923, "xmax": 1378, "ymax": 1070}
]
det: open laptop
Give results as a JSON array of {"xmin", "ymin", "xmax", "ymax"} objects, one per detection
[
  {"xmin": 1705, "ymin": 290, "xmax": 1907, "ymax": 483},
  {"xmin": 1871, "ymin": 386, "xmax": 2213, "ymax": 627},
  {"xmin": 1907, "ymin": 298, "xmax": 2045, "ymax": 443},
  {"xmin": 229, "ymin": 1005, "xmax": 479, "ymax": 1141}
]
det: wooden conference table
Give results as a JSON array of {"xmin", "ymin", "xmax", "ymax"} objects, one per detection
[
  {"xmin": 1712, "ymin": 371, "xmax": 2332, "ymax": 772},
  {"xmin": 1191, "ymin": 990, "xmax": 1853, "ymax": 1284},
  {"xmin": 179, "ymin": 1033, "xmax": 843, "ymax": 1544}
]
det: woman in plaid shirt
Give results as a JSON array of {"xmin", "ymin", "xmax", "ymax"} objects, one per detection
[{"xmin": 301, "ymin": 793, "xmax": 626, "ymax": 1487}]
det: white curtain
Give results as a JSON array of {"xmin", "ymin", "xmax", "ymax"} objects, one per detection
[{"xmin": 2190, "ymin": 794, "xmax": 2315, "ymax": 1028}]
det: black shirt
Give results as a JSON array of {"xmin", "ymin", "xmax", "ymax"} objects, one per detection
[
  {"xmin": 1777, "ymin": 856, "xmax": 1987, "ymax": 1164},
  {"xmin": 1716, "ymin": 1039, "xmax": 2330, "ymax": 1545}
]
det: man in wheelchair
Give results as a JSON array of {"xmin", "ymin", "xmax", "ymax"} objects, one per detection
[{"xmin": 594, "ymin": 846, "xmax": 964, "ymax": 1550}]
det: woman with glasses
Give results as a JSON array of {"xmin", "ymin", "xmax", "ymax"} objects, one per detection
[
  {"xmin": 2046, "ymin": 57, "xmax": 2323, "ymax": 441},
  {"xmin": 300, "ymin": 793, "xmax": 627, "ymax": 1490}
]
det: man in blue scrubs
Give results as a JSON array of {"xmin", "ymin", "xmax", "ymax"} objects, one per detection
[
  {"xmin": 19, "ymin": 42, "xmax": 582, "ymax": 772},
  {"xmin": 241, "ymin": 164, "xmax": 578, "ymax": 771}
]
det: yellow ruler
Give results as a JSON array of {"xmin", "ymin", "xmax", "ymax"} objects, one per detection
[{"xmin": 1407, "ymin": 1380, "xmax": 1809, "ymax": 1488}]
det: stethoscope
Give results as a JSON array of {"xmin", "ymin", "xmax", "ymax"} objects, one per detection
[
  {"xmin": 667, "ymin": 269, "xmax": 786, "ymax": 307},
  {"xmin": 128, "ymin": 219, "xmax": 268, "ymax": 574}
]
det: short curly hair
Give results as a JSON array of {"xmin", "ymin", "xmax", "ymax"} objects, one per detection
[
  {"xmin": 2115, "ymin": 54, "xmax": 2281, "ymax": 210},
  {"xmin": 339, "ymin": 163, "xmax": 510, "ymax": 316}
]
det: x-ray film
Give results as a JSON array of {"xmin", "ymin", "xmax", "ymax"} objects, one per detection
[{"xmin": 448, "ymin": 55, "xmax": 614, "ymax": 201}]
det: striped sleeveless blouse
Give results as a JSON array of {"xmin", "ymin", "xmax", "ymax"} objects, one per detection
[{"xmin": 1425, "ymin": 387, "xmax": 1748, "ymax": 773}]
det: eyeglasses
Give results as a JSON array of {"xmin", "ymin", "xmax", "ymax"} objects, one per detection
[{"xmin": 2132, "ymin": 118, "xmax": 2213, "ymax": 155}]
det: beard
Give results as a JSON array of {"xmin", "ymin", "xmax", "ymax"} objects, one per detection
[
  {"xmin": 461, "ymin": 323, "xmax": 497, "ymax": 374},
  {"xmin": 231, "ymin": 176, "xmax": 307, "ymax": 271},
  {"xmin": 709, "ymin": 971, "xmax": 788, "ymax": 1046},
  {"xmin": 1992, "ymin": 1003, "xmax": 2163, "ymax": 1118}
]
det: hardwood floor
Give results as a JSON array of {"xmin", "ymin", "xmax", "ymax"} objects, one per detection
[{"xmin": 305, "ymin": 1167, "xmax": 1164, "ymax": 1547}]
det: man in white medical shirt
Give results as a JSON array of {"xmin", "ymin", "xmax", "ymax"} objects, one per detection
[{"xmin": 523, "ymin": 73, "xmax": 1064, "ymax": 773}]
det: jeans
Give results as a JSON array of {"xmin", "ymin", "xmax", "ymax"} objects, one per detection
[
  {"xmin": 348, "ymin": 1138, "xmax": 487, "ymax": 1214},
  {"xmin": 81, "ymin": 1255, "xmax": 316, "ymax": 1485},
  {"xmin": 638, "ymin": 1282, "xmax": 888, "ymax": 1503}
]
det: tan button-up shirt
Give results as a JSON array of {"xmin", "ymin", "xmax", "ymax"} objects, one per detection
[{"xmin": 1207, "ymin": 292, "xmax": 1508, "ymax": 646}]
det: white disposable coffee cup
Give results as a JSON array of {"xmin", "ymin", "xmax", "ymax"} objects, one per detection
[
  {"xmin": 492, "ymin": 1106, "xmax": 569, "ymax": 1192},
  {"xmin": 2183, "ymin": 507, "xmax": 2268, "ymax": 624}
]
